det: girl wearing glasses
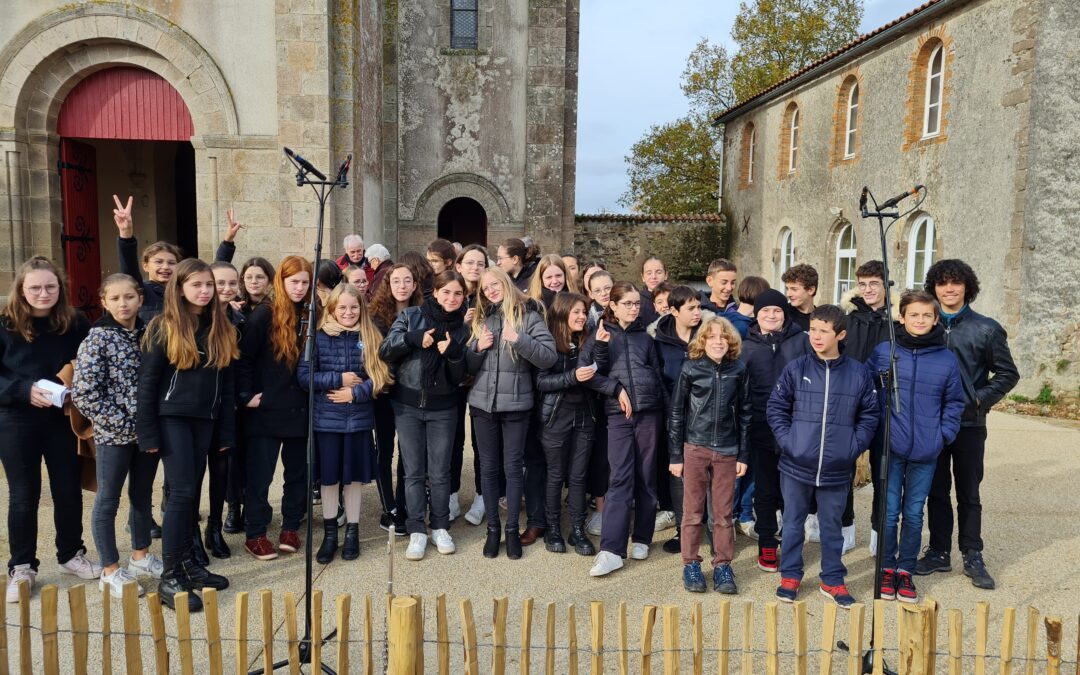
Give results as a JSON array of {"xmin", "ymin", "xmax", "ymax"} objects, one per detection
[
  {"xmin": 466, "ymin": 268, "xmax": 556, "ymax": 559},
  {"xmin": 0, "ymin": 257, "xmax": 96, "ymax": 602}
]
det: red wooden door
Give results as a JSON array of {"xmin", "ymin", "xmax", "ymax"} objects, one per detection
[{"xmin": 59, "ymin": 138, "xmax": 102, "ymax": 319}]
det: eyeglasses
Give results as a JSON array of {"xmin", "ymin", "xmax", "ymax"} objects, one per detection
[
  {"xmin": 857, "ymin": 281, "xmax": 883, "ymax": 291},
  {"xmin": 25, "ymin": 284, "xmax": 60, "ymax": 296},
  {"xmin": 617, "ymin": 301, "xmax": 641, "ymax": 309},
  {"xmin": 481, "ymin": 283, "xmax": 502, "ymax": 294}
]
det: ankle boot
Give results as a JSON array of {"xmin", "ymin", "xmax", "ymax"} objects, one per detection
[
  {"xmin": 223, "ymin": 504, "xmax": 244, "ymax": 534},
  {"xmin": 191, "ymin": 527, "xmax": 211, "ymax": 568},
  {"xmin": 568, "ymin": 525, "xmax": 596, "ymax": 556},
  {"xmin": 159, "ymin": 559, "xmax": 203, "ymax": 612},
  {"xmin": 341, "ymin": 523, "xmax": 360, "ymax": 561},
  {"xmin": 505, "ymin": 529, "xmax": 522, "ymax": 560},
  {"xmin": 204, "ymin": 520, "xmax": 231, "ymax": 559},
  {"xmin": 483, "ymin": 528, "xmax": 501, "ymax": 558},
  {"xmin": 179, "ymin": 557, "xmax": 229, "ymax": 591},
  {"xmin": 544, "ymin": 529, "xmax": 567, "ymax": 553},
  {"xmin": 317, "ymin": 519, "xmax": 339, "ymax": 564}
]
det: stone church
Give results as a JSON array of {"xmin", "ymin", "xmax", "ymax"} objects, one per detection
[
  {"xmin": 716, "ymin": 0, "xmax": 1079, "ymax": 394},
  {"xmin": 0, "ymin": 0, "xmax": 579, "ymax": 311}
]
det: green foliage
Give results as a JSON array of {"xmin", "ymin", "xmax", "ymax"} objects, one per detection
[
  {"xmin": 680, "ymin": 39, "xmax": 737, "ymax": 120},
  {"xmin": 1035, "ymin": 384, "xmax": 1056, "ymax": 405},
  {"xmin": 1056, "ymin": 359, "xmax": 1071, "ymax": 373},
  {"xmin": 619, "ymin": 117, "xmax": 721, "ymax": 214},
  {"xmin": 1008, "ymin": 393, "xmax": 1030, "ymax": 404}
]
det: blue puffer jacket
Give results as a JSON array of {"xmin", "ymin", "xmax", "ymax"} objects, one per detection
[
  {"xmin": 866, "ymin": 330, "xmax": 965, "ymax": 463},
  {"xmin": 296, "ymin": 328, "xmax": 376, "ymax": 433},
  {"xmin": 766, "ymin": 354, "xmax": 880, "ymax": 487}
]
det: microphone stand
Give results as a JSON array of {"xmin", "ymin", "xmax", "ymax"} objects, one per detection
[
  {"xmin": 250, "ymin": 150, "xmax": 350, "ymax": 675},
  {"xmin": 836, "ymin": 185, "xmax": 925, "ymax": 675}
]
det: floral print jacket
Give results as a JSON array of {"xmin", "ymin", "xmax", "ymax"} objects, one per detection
[{"xmin": 72, "ymin": 314, "xmax": 144, "ymax": 446}]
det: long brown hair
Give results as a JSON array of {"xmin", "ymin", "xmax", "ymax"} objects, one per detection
[
  {"xmin": 547, "ymin": 292, "xmax": 589, "ymax": 354},
  {"xmin": 2, "ymin": 257, "xmax": 76, "ymax": 342},
  {"xmin": 270, "ymin": 256, "xmax": 314, "ymax": 369},
  {"xmin": 688, "ymin": 316, "xmax": 742, "ymax": 361},
  {"xmin": 143, "ymin": 259, "xmax": 239, "ymax": 369},
  {"xmin": 319, "ymin": 284, "xmax": 394, "ymax": 396},
  {"xmin": 368, "ymin": 263, "xmax": 422, "ymax": 331}
]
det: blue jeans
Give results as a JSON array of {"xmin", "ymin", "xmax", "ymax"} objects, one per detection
[
  {"xmin": 779, "ymin": 474, "xmax": 848, "ymax": 586},
  {"xmin": 883, "ymin": 453, "xmax": 936, "ymax": 573},
  {"xmin": 733, "ymin": 471, "xmax": 754, "ymax": 523},
  {"xmin": 91, "ymin": 443, "xmax": 160, "ymax": 567}
]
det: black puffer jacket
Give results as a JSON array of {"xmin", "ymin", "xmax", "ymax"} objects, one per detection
[
  {"xmin": 136, "ymin": 313, "xmax": 236, "ymax": 451},
  {"xmin": 841, "ymin": 291, "xmax": 898, "ymax": 363},
  {"xmin": 581, "ymin": 318, "xmax": 666, "ymax": 417},
  {"xmin": 668, "ymin": 357, "xmax": 752, "ymax": 464},
  {"xmin": 236, "ymin": 302, "xmax": 309, "ymax": 438},
  {"xmin": 118, "ymin": 237, "xmax": 235, "ymax": 323},
  {"xmin": 535, "ymin": 343, "xmax": 600, "ymax": 426},
  {"xmin": 739, "ymin": 321, "xmax": 809, "ymax": 423},
  {"xmin": 379, "ymin": 306, "xmax": 471, "ymax": 410},
  {"xmin": 941, "ymin": 306, "xmax": 1019, "ymax": 427}
]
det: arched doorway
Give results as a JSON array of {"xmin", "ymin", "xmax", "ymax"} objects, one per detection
[
  {"xmin": 57, "ymin": 66, "xmax": 196, "ymax": 314},
  {"xmin": 437, "ymin": 197, "xmax": 488, "ymax": 246}
]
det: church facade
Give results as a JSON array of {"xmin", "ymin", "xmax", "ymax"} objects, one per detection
[{"xmin": 0, "ymin": 0, "xmax": 579, "ymax": 309}]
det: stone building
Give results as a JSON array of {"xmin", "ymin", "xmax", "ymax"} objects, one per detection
[
  {"xmin": 0, "ymin": 0, "xmax": 578, "ymax": 311},
  {"xmin": 716, "ymin": 0, "xmax": 1079, "ymax": 394}
]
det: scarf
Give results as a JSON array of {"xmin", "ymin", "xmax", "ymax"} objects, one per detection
[
  {"xmin": 419, "ymin": 296, "xmax": 465, "ymax": 386},
  {"xmin": 896, "ymin": 322, "xmax": 945, "ymax": 350},
  {"xmin": 319, "ymin": 316, "xmax": 357, "ymax": 338}
]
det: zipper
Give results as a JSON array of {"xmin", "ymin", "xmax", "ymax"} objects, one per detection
[
  {"xmin": 712, "ymin": 367, "xmax": 721, "ymax": 446},
  {"xmin": 816, "ymin": 359, "xmax": 831, "ymax": 487},
  {"xmin": 908, "ymin": 350, "xmax": 919, "ymax": 455},
  {"xmin": 547, "ymin": 392, "xmax": 564, "ymax": 428},
  {"xmin": 491, "ymin": 318, "xmax": 501, "ymax": 412},
  {"xmin": 621, "ymin": 329, "xmax": 636, "ymax": 409},
  {"xmin": 211, "ymin": 373, "xmax": 219, "ymax": 414},
  {"xmin": 164, "ymin": 371, "xmax": 179, "ymax": 401}
]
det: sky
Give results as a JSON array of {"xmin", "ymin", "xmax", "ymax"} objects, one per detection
[{"xmin": 575, "ymin": 0, "xmax": 924, "ymax": 214}]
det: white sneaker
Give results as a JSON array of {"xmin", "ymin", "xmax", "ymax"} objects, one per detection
[
  {"xmin": 589, "ymin": 551, "xmax": 624, "ymax": 577},
  {"xmin": 448, "ymin": 493, "xmax": 461, "ymax": 521},
  {"xmin": 6, "ymin": 565, "xmax": 36, "ymax": 603},
  {"xmin": 60, "ymin": 552, "xmax": 102, "ymax": 580},
  {"xmin": 842, "ymin": 525, "xmax": 857, "ymax": 555},
  {"xmin": 464, "ymin": 497, "xmax": 486, "ymax": 526},
  {"xmin": 629, "ymin": 542, "xmax": 649, "ymax": 560},
  {"xmin": 868, "ymin": 529, "xmax": 878, "ymax": 557},
  {"xmin": 654, "ymin": 510, "xmax": 676, "ymax": 533},
  {"xmin": 585, "ymin": 511, "xmax": 603, "ymax": 536},
  {"xmin": 738, "ymin": 520, "xmax": 758, "ymax": 540},
  {"xmin": 99, "ymin": 567, "xmax": 144, "ymax": 598},
  {"xmin": 405, "ymin": 533, "xmax": 428, "ymax": 561},
  {"xmin": 805, "ymin": 514, "xmax": 821, "ymax": 543},
  {"xmin": 431, "ymin": 529, "xmax": 456, "ymax": 555},
  {"xmin": 128, "ymin": 553, "xmax": 164, "ymax": 580}
]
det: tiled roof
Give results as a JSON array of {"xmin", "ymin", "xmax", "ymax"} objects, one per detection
[
  {"xmin": 575, "ymin": 213, "xmax": 724, "ymax": 223},
  {"xmin": 715, "ymin": 0, "xmax": 966, "ymax": 123}
]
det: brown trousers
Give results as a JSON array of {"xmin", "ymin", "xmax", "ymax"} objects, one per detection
[{"xmin": 680, "ymin": 444, "xmax": 737, "ymax": 567}]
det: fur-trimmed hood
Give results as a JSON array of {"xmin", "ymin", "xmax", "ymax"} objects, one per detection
[{"xmin": 840, "ymin": 288, "xmax": 901, "ymax": 320}]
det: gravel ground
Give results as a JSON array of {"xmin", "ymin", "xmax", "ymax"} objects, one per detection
[{"xmin": 0, "ymin": 411, "xmax": 1077, "ymax": 673}]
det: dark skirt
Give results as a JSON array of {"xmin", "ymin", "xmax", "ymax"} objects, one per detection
[{"xmin": 315, "ymin": 430, "xmax": 378, "ymax": 486}]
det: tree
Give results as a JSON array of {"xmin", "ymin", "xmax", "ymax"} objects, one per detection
[{"xmin": 619, "ymin": 116, "xmax": 719, "ymax": 214}]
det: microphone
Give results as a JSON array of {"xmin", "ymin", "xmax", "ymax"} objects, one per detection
[
  {"xmin": 283, "ymin": 147, "xmax": 327, "ymax": 181},
  {"xmin": 336, "ymin": 153, "xmax": 353, "ymax": 183},
  {"xmin": 879, "ymin": 185, "xmax": 923, "ymax": 210},
  {"xmin": 859, "ymin": 186, "xmax": 868, "ymax": 214}
]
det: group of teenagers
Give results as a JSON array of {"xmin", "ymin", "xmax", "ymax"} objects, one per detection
[{"xmin": 0, "ymin": 196, "xmax": 1019, "ymax": 614}]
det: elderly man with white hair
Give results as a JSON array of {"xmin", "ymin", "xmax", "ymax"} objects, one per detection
[{"xmin": 335, "ymin": 234, "xmax": 370, "ymax": 275}]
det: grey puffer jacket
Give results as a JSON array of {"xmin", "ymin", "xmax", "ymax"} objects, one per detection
[{"xmin": 465, "ymin": 302, "xmax": 557, "ymax": 413}]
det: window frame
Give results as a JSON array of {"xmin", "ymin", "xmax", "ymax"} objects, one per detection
[
  {"xmin": 788, "ymin": 108, "xmax": 800, "ymax": 173},
  {"xmin": 450, "ymin": 0, "xmax": 479, "ymax": 50},
  {"xmin": 922, "ymin": 44, "xmax": 944, "ymax": 139},
  {"xmin": 834, "ymin": 223, "xmax": 857, "ymax": 302},
  {"xmin": 747, "ymin": 126, "xmax": 756, "ymax": 184},
  {"xmin": 844, "ymin": 83, "xmax": 859, "ymax": 159},
  {"xmin": 906, "ymin": 215, "xmax": 936, "ymax": 289},
  {"xmin": 777, "ymin": 227, "xmax": 795, "ymax": 287}
]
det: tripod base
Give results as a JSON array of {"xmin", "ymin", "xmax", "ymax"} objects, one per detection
[
  {"xmin": 837, "ymin": 640, "xmax": 898, "ymax": 675},
  {"xmin": 248, "ymin": 629, "xmax": 338, "ymax": 675}
]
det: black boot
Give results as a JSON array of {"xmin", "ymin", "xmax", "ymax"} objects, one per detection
[
  {"xmin": 483, "ymin": 528, "xmax": 501, "ymax": 558},
  {"xmin": 568, "ymin": 525, "xmax": 595, "ymax": 556},
  {"xmin": 179, "ymin": 557, "xmax": 229, "ymax": 591},
  {"xmin": 544, "ymin": 529, "xmax": 566, "ymax": 553},
  {"xmin": 341, "ymin": 523, "xmax": 360, "ymax": 561},
  {"xmin": 223, "ymin": 504, "xmax": 244, "ymax": 534},
  {"xmin": 158, "ymin": 559, "xmax": 203, "ymax": 612},
  {"xmin": 191, "ymin": 522, "xmax": 211, "ymax": 568},
  {"xmin": 505, "ymin": 529, "xmax": 522, "ymax": 560},
  {"xmin": 316, "ymin": 519, "xmax": 339, "ymax": 565},
  {"xmin": 204, "ymin": 520, "xmax": 231, "ymax": 559}
]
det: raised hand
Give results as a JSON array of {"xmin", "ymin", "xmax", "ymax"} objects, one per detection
[
  {"xmin": 501, "ymin": 319, "xmax": 518, "ymax": 344},
  {"xmin": 595, "ymin": 319, "xmax": 610, "ymax": 343},
  {"xmin": 464, "ymin": 307, "xmax": 476, "ymax": 324},
  {"xmin": 437, "ymin": 331, "xmax": 452, "ymax": 355},
  {"xmin": 112, "ymin": 194, "xmax": 134, "ymax": 238},
  {"xmin": 224, "ymin": 208, "xmax": 245, "ymax": 242},
  {"xmin": 342, "ymin": 372, "xmax": 361, "ymax": 387},
  {"xmin": 475, "ymin": 325, "xmax": 495, "ymax": 352},
  {"xmin": 421, "ymin": 328, "xmax": 436, "ymax": 349}
]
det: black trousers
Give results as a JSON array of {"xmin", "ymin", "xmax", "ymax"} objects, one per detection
[
  {"xmin": 472, "ymin": 409, "xmax": 530, "ymax": 532},
  {"xmin": 927, "ymin": 426, "xmax": 988, "ymax": 554},
  {"xmin": 540, "ymin": 406, "xmax": 595, "ymax": 531},
  {"xmin": 450, "ymin": 398, "xmax": 485, "ymax": 496},
  {"xmin": 586, "ymin": 413, "xmax": 609, "ymax": 498},
  {"xmin": 244, "ymin": 436, "xmax": 307, "ymax": 539},
  {"xmin": 373, "ymin": 396, "xmax": 407, "ymax": 516},
  {"xmin": 226, "ymin": 431, "xmax": 246, "ymax": 509},
  {"xmin": 159, "ymin": 417, "xmax": 213, "ymax": 563},
  {"xmin": 197, "ymin": 444, "xmax": 229, "ymax": 524},
  {"xmin": 750, "ymin": 421, "xmax": 783, "ymax": 551},
  {"xmin": 523, "ymin": 418, "xmax": 547, "ymax": 529},
  {"xmin": 0, "ymin": 409, "xmax": 85, "ymax": 572}
]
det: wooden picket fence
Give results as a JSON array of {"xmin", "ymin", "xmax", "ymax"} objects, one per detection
[{"xmin": 2, "ymin": 580, "xmax": 1078, "ymax": 674}]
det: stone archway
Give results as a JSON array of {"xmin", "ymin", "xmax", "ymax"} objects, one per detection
[{"xmin": 0, "ymin": 3, "xmax": 238, "ymax": 278}]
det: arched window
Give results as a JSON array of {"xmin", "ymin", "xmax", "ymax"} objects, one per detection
[
  {"xmin": 777, "ymin": 227, "xmax": 795, "ymax": 286},
  {"xmin": 906, "ymin": 215, "xmax": 936, "ymax": 289},
  {"xmin": 834, "ymin": 223, "xmax": 857, "ymax": 302},
  {"xmin": 845, "ymin": 83, "xmax": 859, "ymax": 158},
  {"xmin": 923, "ymin": 44, "xmax": 943, "ymax": 138},
  {"xmin": 748, "ymin": 126, "xmax": 756, "ymax": 184},
  {"xmin": 451, "ymin": 0, "xmax": 479, "ymax": 49},
  {"xmin": 740, "ymin": 122, "xmax": 756, "ymax": 188},
  {"xmin": 778, "ymin": 102, "xmax": 800, "ymax": 178},
  {"xmin": 789, "ymin": 108, "xmax": 800, "ymax": 172}
]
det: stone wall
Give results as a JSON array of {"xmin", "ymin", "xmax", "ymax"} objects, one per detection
[{"xmin": 573, "ymin": 214, "xmax": 727, "ymax": 283}]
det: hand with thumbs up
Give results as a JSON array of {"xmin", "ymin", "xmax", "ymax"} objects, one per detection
[
  {"xmin": 501, "ymin": 319, "xmax": 519, "ymax": 344},
  {"xmin": 436, "ymin": 331, "xmax": 453, "ymax": 355},
  {"xmin": 475, "ymin": 325, "xmax": 495, "ymax": 352},
  {"xmin": 421, "ymin": 327, "xmax": 436, "ymax": 349}
]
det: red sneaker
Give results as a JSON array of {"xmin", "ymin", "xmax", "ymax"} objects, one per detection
[
  {"xmin": 244, "ymin": 536, "xmax": 279, "ymax": 561},
  {"xmin": 880, "ymin": 568, "xmax": 897, "ymax": 601},
  {"xmin": 896, "ymin": 572, "xmax": 918, "ymax": 604},
  {"xmin": 820, "ymin": 582, "xmax": 856, "ymax": 609},
  {"xmin": 279, "ymin": 530, "xmax": 301, "ymax": 553},
  {"xmin": 757, "ymin": 547, "xmax": 778, "ymax": 573},
  {"xmin": 776, "ymin": 577, "xmax": 800, "ymax": 603}
]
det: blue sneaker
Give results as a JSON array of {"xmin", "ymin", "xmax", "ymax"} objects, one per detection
[
  {"xmin": 683, "ymin": 562, "xmax": 707, "ymax": 593},
  {"xmin": 776, "ymin": 577, "xmax": 800, "ymax": 603},
  {"xmin": 713, "ymin": 564, "xmax": 737, "ymax": 594}
]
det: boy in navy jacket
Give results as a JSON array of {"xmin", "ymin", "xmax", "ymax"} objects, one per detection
[{"xmin": 767, "ymin": 305, "xmax": 878, "ymax": 608}]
